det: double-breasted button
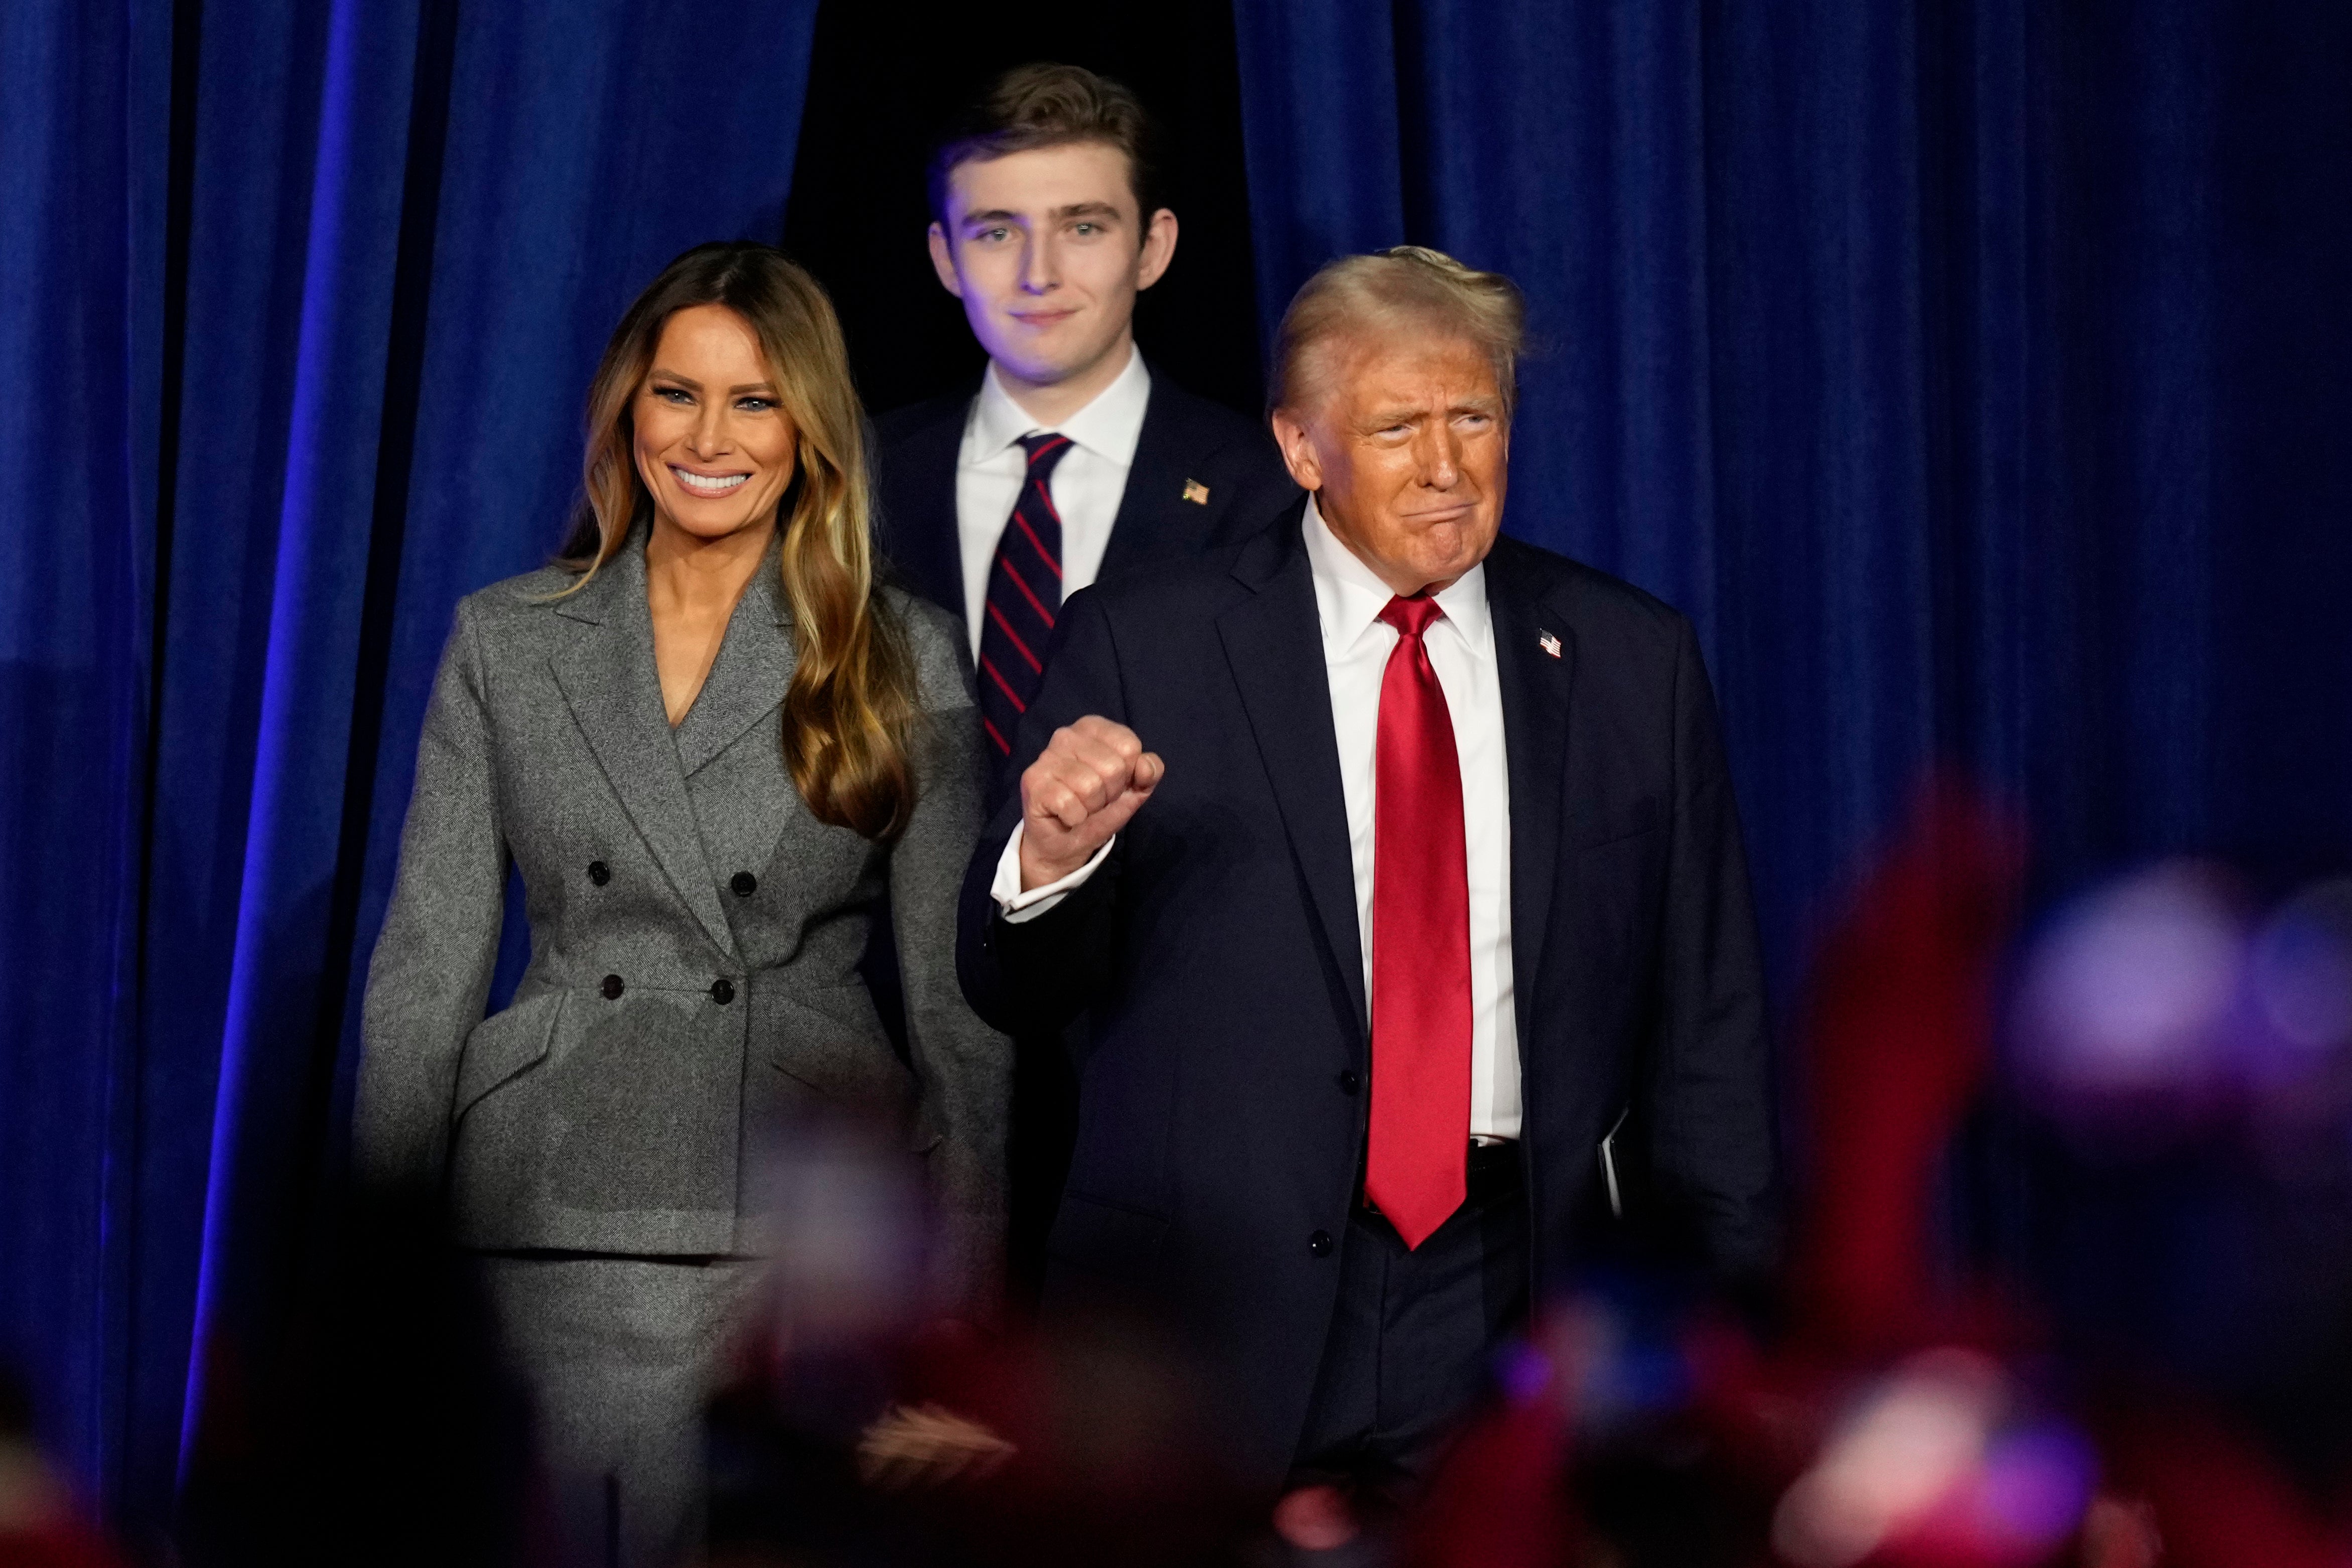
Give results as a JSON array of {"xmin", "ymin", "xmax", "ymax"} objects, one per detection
[
  {"xmin": 710, "ymin": 977, "xmax": 735, "ymax": 1006},
  {"xmin": 1336, "ymin": 1070, "xmax": 1361, "ymax": 1096},
  {"xmin": 587, "ymin": 860, "xmax": 610, "ymax": 886},
  {"xmin": 600, "ymin": 973, "xmax": 624, "ymax": 1001},
  {"xmin": 730, "ymin": 871, "xmax": 757, "ymax": 897},
  {"xmin": 1308, "ymin": 1230, "xmax": 1334, "ymax": 1258}
]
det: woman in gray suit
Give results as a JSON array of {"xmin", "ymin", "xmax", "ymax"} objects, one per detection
[{"xmin": 353, "ymin": 242, "xmax": 1007, "ymax": 1566}]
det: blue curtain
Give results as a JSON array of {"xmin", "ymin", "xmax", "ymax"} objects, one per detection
[
  {"xmin": 1232, "ymin": 1, "xmax": 2352, "ymax": 992},
  {"xmin": 2, "ymin": 0, "xmax": 819, "ymax": 1536}
]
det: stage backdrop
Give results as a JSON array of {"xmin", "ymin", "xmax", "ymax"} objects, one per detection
[
  {"xmin": 7, "ymin": 0, "xmax": 2351, "ymax": 1545},
  {"xmin": 2, "ymin": 0, "xmax": 820, "ymax": 1538},
  {"xmin": 1232, "ymin": 0, "xmax": 2352, "ymax": 990}
]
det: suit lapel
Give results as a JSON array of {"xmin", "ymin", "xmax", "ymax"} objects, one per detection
[
  {"xmin": 551, "ymin": 541, "xmax": 740, "ymax": 959},
  {"xmin": 877, "ymin": 393, "xmax": 970, "ymax": 622},
  {"xmin": 1486, "ymin": 542, "xmax": 1577, "ymax": 1025},
  {"xmin": 1216, "ymin": 513, "xmax": 1368, "ymax": 1034},
  {"xmin": 672, "ymin": 557, "xmax": 794, "ymax": 778},
  {"xmin": 1098, "ymin": 380, "xmax": 1172, "ymax": 581}
]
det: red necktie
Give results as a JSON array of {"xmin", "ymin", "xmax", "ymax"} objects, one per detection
[{"xmin": 1364, "ymin": 594, "xmax": 1473, "ymax": 1249}]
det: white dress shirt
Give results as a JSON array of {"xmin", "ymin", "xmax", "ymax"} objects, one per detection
[
  {"xmin": 992, "ymin": 498, "xmax": 1522, "ymax": 1138},
  {"xmin": 954, "ymin": 345, "xmax": 1152, "ymax": 661}
]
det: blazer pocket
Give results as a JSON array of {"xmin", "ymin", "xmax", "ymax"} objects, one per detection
[
  {"xmin": 1571, "ymin": 792, "xmax": 1668, "ymax": 852},
  {"xmin": 454, "ymin": 989, "xmax": 565, "ymax": 1117},
  {"xmin": 759, "ymin": 983, "xmax": 909, "ymax": 1107},
  {"xmin": 1047, "ymin": 1191, "xmax": 1170, "ymax": 1278}
]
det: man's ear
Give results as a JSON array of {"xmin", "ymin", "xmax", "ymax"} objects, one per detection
[
  {"xmin": 926, "ymin": 223, "xmax": 964, "ymax": 298},
  {"xmin": 1270, "ymin": 408, "xmax": 1323, "ymax": 491},
  {"xmin": 1135, "ymin": 208, "xmax": 1179, "ymax": 292}
]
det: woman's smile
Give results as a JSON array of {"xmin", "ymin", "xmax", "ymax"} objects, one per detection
[{"xmin": 668, "ymin": 464, "xmax": 750, "ymax": 497}]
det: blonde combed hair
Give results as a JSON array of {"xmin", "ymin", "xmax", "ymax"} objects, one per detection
[
  {"xmin": 563, "ymin": 242, "xmax": 919, "ymax": 841},
  {"xmin": 1269, "ymin": 245, "xmax": 1527, "ymax": 419}
]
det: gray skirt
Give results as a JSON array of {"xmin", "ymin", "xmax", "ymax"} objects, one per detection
[{"xmin": 480, "ymin": 1254, "xmax": 759, "ymax": 1568}]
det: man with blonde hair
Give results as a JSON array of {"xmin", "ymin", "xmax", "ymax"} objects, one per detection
[{"xmin": 956, "ymin": 247, "xmax": 1775, "ymax": 1504}]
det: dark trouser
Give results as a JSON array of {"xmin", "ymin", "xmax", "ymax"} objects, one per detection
[{"xmin": 1289, "ymin": 1145, "xmax": 1530, "ymax": 1500}]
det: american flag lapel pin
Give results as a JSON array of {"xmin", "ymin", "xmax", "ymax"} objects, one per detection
[
  {"xmin": 1181, "ymin": 479, "xmax": 1210, "ymax": 505},
  {"xmin": 1538, "ymin": 630, "xmax": 1563, "ymax": 659}
]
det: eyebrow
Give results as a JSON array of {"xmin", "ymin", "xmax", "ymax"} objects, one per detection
[
  {"xmin": 646, "ymin": 369, "xmax": 779, "ymax": 395},
  {"xmin": 1359, "ymin": 395, "xmax": 1503, "ymax": 427},
  {"xmin": 959, "ymin": 200, "xmax": 1126, "ymax": 228}
]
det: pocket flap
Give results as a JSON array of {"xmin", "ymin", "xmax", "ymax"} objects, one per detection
[
  {"xmin": 1571, "ymin": 792, "xmax": 1667, "ymax": 850},
  {"xmin": 759, "ymin": 985, "xmax": 906, "ymax": 1106},
  {"xmin": 455, "ymin": 990, "xmax": 564, "ymax": 1116}
]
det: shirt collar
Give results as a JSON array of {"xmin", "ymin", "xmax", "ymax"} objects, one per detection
[
  {"xmin": 969, "ymin": 342, "xmax": 1152, "ymax": 465},
  {"xmin": 1301, "ymin": 495, "xmax": 1492, "ymax": 657}
]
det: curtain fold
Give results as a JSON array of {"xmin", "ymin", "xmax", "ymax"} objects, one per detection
[
  {"xmin": 3, "ymin": 0, "xmax": 820, "ymax": 1536},
  {"xmin": 0, "ymin": 0, "xmax": 171, "ymax": 1524},
  {"xmin": 1230, "ymin": 0, "xmax": 2352, "ymax": 996}
]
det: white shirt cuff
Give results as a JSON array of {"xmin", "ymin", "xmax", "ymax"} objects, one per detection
[{"xmin": 991, "ymin": 823, "xmax": 1115, "ymax": 923}]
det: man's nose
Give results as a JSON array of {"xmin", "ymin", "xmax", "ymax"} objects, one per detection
[
  {"xmin": 1020, "ymin": 231, "xmax": 1059, "ymax": 294},
  {"xmin": 1416, "ymin": 425, "xmax": 1463, "ymax": 489}
]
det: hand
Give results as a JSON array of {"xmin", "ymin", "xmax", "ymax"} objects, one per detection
[
  {"xmin": 1018, "ymin": 716, "xmax": 1164, "ymax": 890},
  {"xmin": 855, "ymin": 1401, "xmax": 1016, "ymax": 1491}
]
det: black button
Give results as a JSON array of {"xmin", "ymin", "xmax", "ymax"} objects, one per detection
[
  {"xmin": 1308, "ymin": 1230, "xmax": 1334, "ymax": 1258},
  {"xmin": 730, "ymin": 871, "xmax": 757, "ymax": 897},
  {"xmin": 588, "ymin": 860, "xmax": 610, "ymax": 886},
  {"xmin": 600, "ymin": 973, "xmax": 624, "ymax": 1000},
  {"xmin": 1336, "ymin": 1070, "xmax": 1361, "ymax": 1095},
  {"xmin": 710, "ymin": 977, "xmax": 735, "ymax": 1005}
]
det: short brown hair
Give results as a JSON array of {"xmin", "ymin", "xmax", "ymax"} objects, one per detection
[
  {"xmin": 927, "ymin": 63, "xmax": 1161, "ymax": 227},
  {"xmin": 1269, "ymin": 246, "xmax": 1528, "ymax": 420}
]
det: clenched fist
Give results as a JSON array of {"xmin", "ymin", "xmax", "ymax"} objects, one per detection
[{"xmin": 1018, "ymin": 716, "xmax": 1165, "ymax": 890}]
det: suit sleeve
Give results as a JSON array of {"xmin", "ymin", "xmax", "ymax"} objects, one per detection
[
  {"xmin": 1646, "ymin": 618, "xmax": 1780, "ymax": 1278},
  {"xmin": 352, "ymin": 601, "xmax": 508, "ymax": 1193},
  {"xmin": 955, "ymin": 586, "xmax": 1130, "ymax": 1038},
  {"xmin": 890, "ymin": 607, "xmax": 1015, "ymax": 1312}
]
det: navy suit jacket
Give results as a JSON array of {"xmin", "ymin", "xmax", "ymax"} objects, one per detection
[
  {"xmin": 955, "ymin": 501, "xmax": 1777, "ymax": 1489},
  {"xmin": 870, "ymin": 365, "xmax": 1299, "ymax": 644}
]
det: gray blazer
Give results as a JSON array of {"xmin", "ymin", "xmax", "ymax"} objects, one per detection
[{"xmin": 354, "ymin": 534, "xmax": 1009, "ymax": 1300}]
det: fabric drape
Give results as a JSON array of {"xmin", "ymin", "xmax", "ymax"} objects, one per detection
[
  {"xmin": 1231, "ymin": 0, "xmax": 2352, "ymax": 995},
  {"xmin": 2, "ymin": 0, "xmax": 820, "ymax": 1535}
]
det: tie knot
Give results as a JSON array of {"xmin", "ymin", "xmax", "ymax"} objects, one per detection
[
  {"xmin": 1379, "ymin": 594, "xmax": 1445, "ymax": 640},
  {"xmin": 1019, "ymin": 432, "xmax": 1073, "ymax": 477}
]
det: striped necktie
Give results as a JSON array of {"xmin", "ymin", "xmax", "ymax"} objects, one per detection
[{"xmin": 977, "ymin": 431, "xmax": 1074, "ymax": 760}]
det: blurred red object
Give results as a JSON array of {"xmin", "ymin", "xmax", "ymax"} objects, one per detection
[
  {"xmin": 2099, "ymin": 1404, "xmax": 2345, "ymax": 1568},
  {"xmin": 0, "ymin": 1526, "xmax": 126, "ymax": 1568},
  {"xmin": 1400, "ymin": 1372, "xmax": 1577, "ymax": 1568},
  {"xmin": 0, "ymin": 1446, "xmax": 126, "ymax": 1568},
  {"xmin": 1794, "ymin": 782, "xmax": 2026, "ymax": 1352}
]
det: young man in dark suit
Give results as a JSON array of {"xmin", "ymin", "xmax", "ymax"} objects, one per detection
[
  {"xmin": 873, "ymin": 66, "xmax": 1296, "ymax": 1298},
  {"xmin": 957, "ymin": 248, "xmax": 1777, "ymax": 1502},
  {"xmin": 873, "ymin": 64, "xmax": 1296, "ymax": 773}
]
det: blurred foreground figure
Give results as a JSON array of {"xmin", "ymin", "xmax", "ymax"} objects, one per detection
[
  {"xmin": 1384, "ymin": 792, "xmax": 2352, "ymax": 1568},
  {"xmin": 174, "ymin": 1190, "xmax": 535, "ymax": 1568},
  {"xmin": 0, "ymin": 1365, "xmax": 126, "ymax": 1568},
  {"xmin": 956, "ymin": 246, "xmax": 1776, "ymax": 1507},
  {"xmin": 707, "ymin": 1119, "xmax": 1255, "ymax": 1567}
]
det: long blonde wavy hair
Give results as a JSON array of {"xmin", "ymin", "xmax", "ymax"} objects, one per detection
[{"xmin": 561, "ymin": 242, "xmax": 918, "ymax": 840}]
